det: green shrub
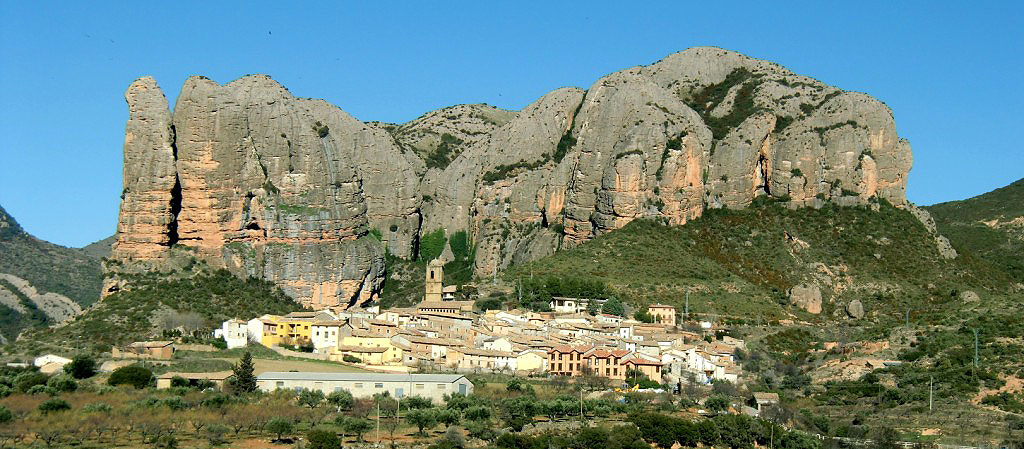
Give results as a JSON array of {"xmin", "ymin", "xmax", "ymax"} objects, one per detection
[
  {"xmin": 266, "ymin": 417, "xmax": 294, "ymax": 441},
  {"xmin": 0, "ymin": 406, "xmax": 10, "ymax": 423},
  {"xmin": 64, "ymin": 355, "xmax": 97, "ymax": 379},
  {"xmin": 46, "ymin": 375, "xmax": 77, "ymax": 392},
  {"xmin": 342, "ymin": 354, "xmax": 362, "ymax": 363},
  {"xmin": 82, "ymin": 402, "xmax": 112, "ymax": 413},
  {"xmin": 306, "ymin": 427, "xmax": 340, "ymax": 449},
  {"xmin": 38, "ymin": 398, "xmax": 71, "ymax": 414},
  {"xmin": 108, "ymin": 365, "xmax": 153, "ymax": 389},
  {"xmin": 14, "ymin": 371, "xmax": 49, "ymax": 392},
  {"xmin": 26, "ymin": 384, "xmax": 56, "ymax": 396},
  {"xmin": 419, "ymin": 229, "xmax": 447, "ymax": 261}
]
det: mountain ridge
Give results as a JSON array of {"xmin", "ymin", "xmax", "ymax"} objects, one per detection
[{"xmin": 108, "ymin": 47, "xmax": 915, "ymax": 308}]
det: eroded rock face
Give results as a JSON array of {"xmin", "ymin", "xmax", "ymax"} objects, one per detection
[
  {"xmin": 111, "ymin": 75, "xmax": 385, "ymax": 309},
  {"xmin": 111, "ymin": 47, "xmax": 916, "ymax": 306}
]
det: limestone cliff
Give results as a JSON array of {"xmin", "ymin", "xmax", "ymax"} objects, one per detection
[{"xmin": 110, "ymin": 47, "xmax": 914, "ymax": 308}]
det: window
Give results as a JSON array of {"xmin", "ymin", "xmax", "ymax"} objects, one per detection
[
  {"xmin": 437, "ymin": 383, "xmax": 446, "ymax": 390},
  {"xmin": 415, "ymin": 383, "xmax": 424, "ymax": 390},
  {"xmin": 335, "ymin": 387, "xmax": 344, "ymax": 392},
  {"xmin": 355, "ymin": 383, "xmax": 364, "ymax": 389},
  {"xmin": 314, "ymin": 382, "xmax": 323, "ymax": 390},
  {"xmin": 276, "ymin": 381, "xmax": 284, "ymax": 389},
  {"xmin": 375, "ymin": 383, "xmax": 383, "ymax": 389}
]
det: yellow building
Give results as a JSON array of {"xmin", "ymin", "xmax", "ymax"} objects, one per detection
[
  {"xmin": 515, "ymin": 350, "xmax": 547, "ymax": 374},
  {"xmin": 254, "ymin": 315, "xmax": 316, "ymax": 347},
  {"xmin": 339, "ymin": 330, "xmax": 403, "ymax": 363}
]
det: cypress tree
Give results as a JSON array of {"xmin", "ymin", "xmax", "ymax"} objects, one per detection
[{"xmin": 232, "ymin": 351, "xmax": 257, "ymax": 393}]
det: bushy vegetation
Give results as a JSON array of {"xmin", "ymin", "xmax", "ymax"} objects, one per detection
[
  {"xmin": 0, "ymin": 205, "xmax": 103, "ymax": 310},
  {"xmin": 508, "ymin": 199, "xmax": 1017, "ymax": 322},
  {"xmin": 15, "ymin": 267, "xmax": 302, "ymax": 353},
  {"xmin": 926, "ymin": 177, "xmax": 1023, "ymax": 281}
]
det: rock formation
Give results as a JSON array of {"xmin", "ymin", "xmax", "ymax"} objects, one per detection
[
  {"xmin": 846, "ymin": 299, "xmax": 865, "ymax": 319},
  {"xmin": 110, "ymin": 47, "xmax": 916, "ymax": 308}
]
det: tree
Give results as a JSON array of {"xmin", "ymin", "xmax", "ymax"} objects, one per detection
[
  {"xmin": 465, "ymin": 420, "xmax": 498, "ymax": 443},
  {"xmin": 874, "ymin": 427, "xmax": 900, "ymax": 449},
  {"xmin": 266, "ymin": 418, "xmax": 293, "ymax": 442},
  {"xmin": 340, "ymin": 416, "xmax": 373, "ymax": 442},
  {"xmin": 632, "ymin": 412, "xmax": 679, "ymax": 449},
  {"xmin": 464, "ymin": 405, "xmax": 491, "ymax": 421},
  {"xmin": 298, "ymin": 389, "xmax": 325, "ymax": 408},
  {"xmin": 602, "ymin": 297, "xmax": 625, "ymax": 317},
  {"xmin": 404, "ymin": 395, "xmax": 433, "ymax": 409},
  {"xmin": 232, "ymin": 351, "xmax": 257, "ymax": 393},
  {"xmin": 0, "ymin": 406, "xmax": 11, "ymax": 424},
  {"xmin": 779, "ymin": 430, "xmax": 821, "ymax": 449},
  {"xmin": 697, "ymin": 419, "xmax": 720, "ymax": 447},
  {"xmin": 499, "ymin": 396, "xmax": 540, "ymax": 431},
  {"xmin": 406, "ymin": 408, "xmax": 439, "ymax": 436},
  {"xmin": 705, "ymin": 395, "xmax": 731, "ymax": 413},
  {"xmin": 634, "ymin": 310, "xmax": 655, "ymax": 323},
  {"xmin": 64, "ymin": 355, "xmax": 97, "ymax": 379},
  {"xmin": 326, "ymin": 389, "xmax": 354, "ymax": 411},
  {"xmin": 437, "ymin": 408, "xmax": 461, "ymax": 427},
  {"xmin": 108, "ymin": 365, "xmax": 153, "ymax": 389},
  {"xmin": 674, "ymin": 419, "xmax": 700, "ymax": 448},
  {"xmin": 306, "ymin": 427, "xmax": 340, "ymax": 449},
  {"xmin": 715, "ymin": 414, "xmax": 755, "ymax": 449}
]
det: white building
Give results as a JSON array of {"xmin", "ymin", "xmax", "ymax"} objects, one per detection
[
  {"xmin": 310, "ymin": 320, "xmax": 347, "ymax": 353},
  {"xmin": 219, "ymin": 319, "xmax": 249, "ymax": 349},
  {"xmin": 256, "ymin": 372, "xmax": 473, "ymax": 401}
]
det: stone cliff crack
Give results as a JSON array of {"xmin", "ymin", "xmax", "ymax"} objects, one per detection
[{"xmin": 166, "ymin": 125, "xmax": 182, "ymax": 246}]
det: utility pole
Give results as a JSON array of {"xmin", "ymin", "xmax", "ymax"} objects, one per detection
[
  {"xmin": 580, "ymin": 388, "xmax": 584, "ymax": 422},
  {"xmin": 929, "ymin": 376, "xmax": 934, "ymax": 413},
  {"xmin": 517, "ymin": 278, "xmax": 522, "ymax": 303},
  {"xmin": 685, "ymin": 291, "xmax": 689, "ymax": 320},
  {"xmin": 905, "ymin": 308, "xmax": 910, "ymax": 327},
  {"xmin": 376, "ymin": 400, "xmax": 381, "ymax": 446},
  {"xmin": 974, "ymin": 328, "xmax": 980, "ymax": 369}
]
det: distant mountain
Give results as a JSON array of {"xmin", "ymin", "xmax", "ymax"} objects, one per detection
[
  {"xmin": 80, "ymin": 234, "xmax": 115, "ymax": 259},
  {"xmin": 0, "ymin": 204, "xmax": 101, "ymax": 342},
  {"xmin": 925, "ymin": 178, "xmax": 1024, "ymax": 282}
]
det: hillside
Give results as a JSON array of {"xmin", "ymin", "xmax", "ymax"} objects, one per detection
[
  {"xmin": 507, "ymin": 198, "xmax": 1017, "ymax": 325},
  {"xmin": 10, "ymin": 265, "xmax": 302, "ymax": 356},
  {"xmin": 925, "ymin": 178, "xmax": 1024, "ymax": 282},
  {"xmin": 0, "ymin": 205, "xmax": 102, "ymax": 342}
]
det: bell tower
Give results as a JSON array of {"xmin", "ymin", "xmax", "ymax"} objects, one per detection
[{"xmin": 425, "ymin": 259, "xmax": 444, "ymax": 302}]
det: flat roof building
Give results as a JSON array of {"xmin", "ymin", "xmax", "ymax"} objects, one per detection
[{"xmin": 256, "ymin": 371, "xmax": 473, "ymax": 401}]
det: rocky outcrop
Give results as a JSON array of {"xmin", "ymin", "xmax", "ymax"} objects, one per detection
[
  {"xmin": 846, "ymin": 299, "xmax": 865, "ymax": 319},
  {"xmin": 110, "ymin": 76, "xmax": 386, "ymax": 308},
  {"xmin": 904, "ymin": 205, "xmax": 957, "ymax": 259},
  {"xmin": 0, "ymin": 274, "xmax": 82, "ymax": 325},
  {"xmin": 789, "ymin": 284, "xmax": 822, "ymax": 314},
  {"xmin": 111, "ymin": 47, "xmax": 916, "ymax": 308},
  {"xmin": 111, "ymin": 77, "xmax": 177, "ymax": 262}
]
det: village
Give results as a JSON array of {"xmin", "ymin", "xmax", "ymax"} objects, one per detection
[{"xmin": 207, "ymin": 259, "xmax": 746, "ymax": 396}]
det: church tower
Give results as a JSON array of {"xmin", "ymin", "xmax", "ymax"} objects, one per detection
[{"xmin": 424, "ymin": 259, "xmax": 444, "ymax": 302}]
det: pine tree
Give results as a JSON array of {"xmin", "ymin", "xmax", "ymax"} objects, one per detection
[{"xmin": 232, "ymin": 351, "xmax": 257, "ymax": 393}]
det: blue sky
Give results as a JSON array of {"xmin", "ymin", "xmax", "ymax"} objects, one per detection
[{"xmin": 1, "ymin": 1, "xmax": 1021, "ymax": 247}]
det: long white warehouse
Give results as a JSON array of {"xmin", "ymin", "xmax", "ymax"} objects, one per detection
[{"xmin": 256, "ymin": 372, "xmax": 473, "ymax": 401}]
